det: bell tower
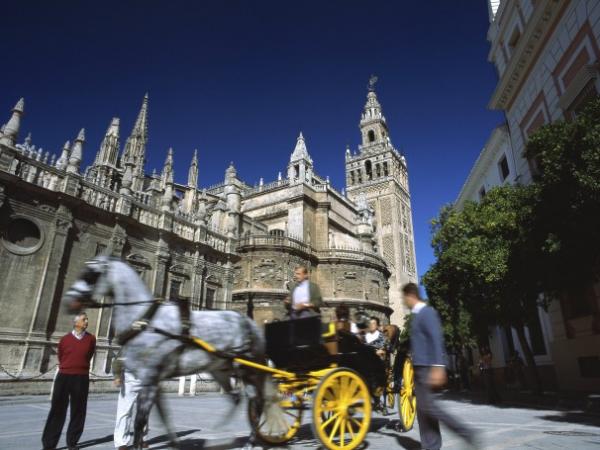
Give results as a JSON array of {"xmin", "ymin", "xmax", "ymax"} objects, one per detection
[{"xmin": 345, "ymin": 77, "xmax": 417, "ymax": 325}]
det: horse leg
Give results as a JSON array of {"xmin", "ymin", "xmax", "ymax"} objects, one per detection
[
  {"xmin": 213, "ymin": 366, "xmax": 240, "ymax": 404},
  {"xmin": 155, "ymin": 386, "xmax": 180, "ymax": 449},
  {"xmin": 210, "ymin": 368, "xmax": 241, "ymax": 430},
  {"xmin": 133, "ymin": 385, "xmax": 156, "ymax": 450},
  {"xmin": 240, "ymin": 368, "xmax": 268, "ymax": 449}
]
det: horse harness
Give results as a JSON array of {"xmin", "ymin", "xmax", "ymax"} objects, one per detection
[{"xmin": 115, "ymin": 297, "xmax": 191, "ymax": 346}]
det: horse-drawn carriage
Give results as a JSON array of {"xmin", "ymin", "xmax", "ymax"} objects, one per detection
[
  {"xmin": 65, "ymin": 257, "xmax": 416, "ymax": 450},
  {"xmin": 243, "ymin": 316, "xmax": 417, "ymax": 450}
]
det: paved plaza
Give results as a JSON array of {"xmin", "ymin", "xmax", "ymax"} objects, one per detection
[{"xmin": 1, "ymin": 392, "xmax": 599, "ymax": 450}]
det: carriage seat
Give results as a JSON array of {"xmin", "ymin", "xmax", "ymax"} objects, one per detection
[{"xmin": 265, "ymin": 316, "xmax": 332, "ymax": 370}]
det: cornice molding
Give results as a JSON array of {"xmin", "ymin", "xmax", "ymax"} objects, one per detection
[{"xmin": 489, "ymin": 0, "xmax": 569, "ymax": 111}]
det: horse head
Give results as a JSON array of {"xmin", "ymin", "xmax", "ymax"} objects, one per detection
[{"xmin": 63, "ymin": 255, "xmax": 113, "ymax": 314}]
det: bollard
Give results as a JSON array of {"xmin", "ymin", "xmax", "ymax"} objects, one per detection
[
  {"xmin": 189, "ymin": 374, "xmax": 197, "ymax": 396},
  {"xmin": 179, "ymin": 374, "xmax": 199, "ymax": 396},
  {"xmin": 178, "ymin": 376, "xmax": 186, "ymax": 396}
]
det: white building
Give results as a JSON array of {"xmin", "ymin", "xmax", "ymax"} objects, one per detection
[{"xmin": 457, "ymin": 0, "xmax": 600, "ymax": 390}]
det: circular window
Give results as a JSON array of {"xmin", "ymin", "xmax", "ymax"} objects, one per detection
[{"xmin": 2, "ymin": 217, "xmax": 44, "ymax": 255}]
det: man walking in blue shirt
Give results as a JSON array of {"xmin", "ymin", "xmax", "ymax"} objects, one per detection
[{"xmin": 402, "ymin": 283, "xmax": 479, "ymax": 450}]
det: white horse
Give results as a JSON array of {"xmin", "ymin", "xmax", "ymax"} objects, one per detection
[{"xmin": 63, "ymin": 256, "xmax": 270, "ymax": 449}]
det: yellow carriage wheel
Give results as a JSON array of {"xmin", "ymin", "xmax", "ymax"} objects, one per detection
[
  {"xmin": 311, "ymin": 368, "xmax": 371, "ymax": 450},
  {"xmin": 398, "ymin": 358, "xmax": 416, "ymax": 431},
  {"xmin": 248, "ymin": 394, "xmax": 303, "ymax": 445}
]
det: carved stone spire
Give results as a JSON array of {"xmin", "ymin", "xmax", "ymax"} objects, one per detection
[
  {"xmin": 225, "ymin": 161, "xmax": 237, "ymax": 184},
  {"xmin": 133, "ymin": 92, "xmax": 148, "ymax": 136},
  {"xmin": 95, "ymin": 117, "xmax": 120, "ymax": 166},
  {"xmin": 124, "ymin": 94, "xmax": 149, "ymax": 191},
  {"xmin": 56, "ymin": 141, "xmax": 70, "ymax": 170},
  {"xmin": 161, "ymin": 147, "xmax": 174, "ymax": 188},
  {"xmin": 290, "ymin": 131, "xmax": 312, "ymax": 163},
  {"xmin": 161, "ymin": 147, "xmax": 174, "ymax": 211},
  {"xmin": 288, "ymin": 132, "xmax": 313, "ymax": 182},
  {"xmin": 188, "ymin": 149, "xmax": 198, "ymax": 188},
  {"xmin": 67, "ymin": 129, "xmax": 85, "ymax": 174},
  {"xmin": 0, "ymin": 98, "xmax": 25, "ymax": 146}
]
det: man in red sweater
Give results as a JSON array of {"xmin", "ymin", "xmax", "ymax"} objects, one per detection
[{"xmin": 42, "ymin": 312, "xmax": 96, "ymax": 450}]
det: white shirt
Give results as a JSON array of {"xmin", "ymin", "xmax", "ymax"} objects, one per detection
[
  {"xmin": 365, "ymin": 330, "xmax": 381, "ymax": 344},
  {"xmin": 292, "ymin": 280, "xmax": 310, "ymax": 307},
  {"xmin": 411, "ymin": 302, "xmax": 426, "ymax": 314},
  {"xmin": 72, "ymin": 329, "xmax": 86, "ymax": 340}
]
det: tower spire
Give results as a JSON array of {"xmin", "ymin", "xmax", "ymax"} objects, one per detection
[
  {"xmin": 0, "ymin": 98, "xmax": 25, "ymax": 146},
  {"xmin": 359, "ymin": 77, "xmax": 390, "ymax": 151}
]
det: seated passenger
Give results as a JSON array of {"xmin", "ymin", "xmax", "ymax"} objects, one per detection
[
  {"xmin": 365, "ymin": 317, "xmax": 387, "ymax": 358},
  {"xmin": 335, "ymin": 309, "xmax": 386, "ymax": 396},
  {"xmin": 334, "ymin": 303, "xmax": 358, "ymax": 333}
]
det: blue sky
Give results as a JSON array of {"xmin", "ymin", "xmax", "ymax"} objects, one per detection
[{"xmin": 2, "ymin": 1, "xmax": 503, "ymax": 280}]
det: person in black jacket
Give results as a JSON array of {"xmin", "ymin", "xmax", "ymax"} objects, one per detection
[{"xmin": 402, "ymin": 283, "xmax": 479, "ymax": 450}]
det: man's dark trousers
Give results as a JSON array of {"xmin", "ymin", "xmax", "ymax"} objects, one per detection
[
  {"xmin": 42, "ymin": 373, "xmax": 89, "ymax": 449},
  {"xmin": 414, "ymin": 366, "xmax": 474, "ymax": 450}
]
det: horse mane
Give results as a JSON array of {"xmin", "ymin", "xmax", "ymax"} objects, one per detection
[{"xmin": 108, "ymin": 258, "xmax": 153, "ymax": 304}]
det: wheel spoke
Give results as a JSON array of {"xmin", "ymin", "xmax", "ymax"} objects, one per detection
[
  {"xmin": 350, "ymin": 417, "xmax": 363, "ymax": 429},
  {"xmin": 328, "ymin": 416, "xmax": 342, "ymax": 442},
  {"xmin": 324, "ymin": 386, "xmax": 337, "ymax": 401},
  {"xmin": 347, "ymin": 418, "xmax": 355, "ymax": 439},
  {"xmin": 340, "ymin": 419, "xmax": 345, "ymax": 447},
  {"xmin": 347, "ymin": 379, "xmax": 360, "ymax": 400},
  {"xmin": 320, "ymin": 411, "xmax": 340, "ymax": 430},
  {"xmin": 348, "ymin": 399, "xmax": 365, "ymax": 408}
]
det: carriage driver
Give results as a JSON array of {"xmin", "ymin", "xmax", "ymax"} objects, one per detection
[{"xmin": 284, "ymin": 265, "xmax": 323, "ymax": 319}]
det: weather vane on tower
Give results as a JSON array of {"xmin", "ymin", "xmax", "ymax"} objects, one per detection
[{"xmin": 368, "ymin": 74, "xmax": 378, "ymax": 91}]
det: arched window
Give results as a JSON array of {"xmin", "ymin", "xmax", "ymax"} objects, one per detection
[
  {"xmin": 357, "ymin": 168, "xmax": 363, "ymax": 184},
  {"xmin": 383, "ymin": 161, "xmax": 389, "ymax": 177},
  {"xmin": 350, "ymin": 171, "xmax": 355, "ymax": 185},
  {"xmin": 376, "ymin": 163, "xmax": 381, "ymax": 178},
  {"xmin": 365, "ymin": 160, "xmax": 373, "ymax": 180},
  {"xmin": 368, "ymin": 130, "xmax": 375, "ymax": 142}
]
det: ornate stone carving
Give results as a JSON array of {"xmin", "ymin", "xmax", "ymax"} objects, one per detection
[{"xmin": 252, "ymin": 258, "xmax": 283, "ymax": 282}]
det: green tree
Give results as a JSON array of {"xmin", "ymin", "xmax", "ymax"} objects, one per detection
[
  {"xmin": 525, "ymin": 98, "xmax": 600, "ymax": 297},
  {"xmin": 423, "ymin": 185, "xmax": 545, "ymax": 392}
]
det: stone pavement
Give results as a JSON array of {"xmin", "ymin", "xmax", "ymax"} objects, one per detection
[{"xmin": 1, "ymin": 392, "xmax": 599, "ymax": 450}]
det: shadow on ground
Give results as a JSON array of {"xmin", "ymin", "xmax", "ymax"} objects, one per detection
[
  {"xmin": 537, "ymin": 411, "xmax": 600, "ymax": 428},
  {"xmin": 145, "ymin": 417, "xmax": 404, "ymax": 450},
  {"xmin": 439, "ymin": 389, "xmax": 588, "ymax": 412}
]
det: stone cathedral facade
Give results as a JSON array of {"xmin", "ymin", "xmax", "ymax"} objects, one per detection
[{"xmin": 0, "ymin": 85, "xmax": 416, "ymax": 381}]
